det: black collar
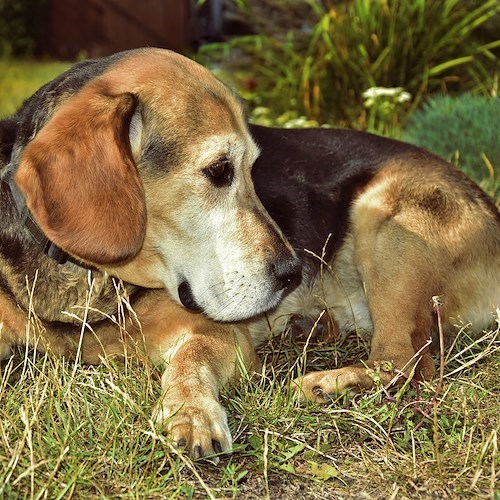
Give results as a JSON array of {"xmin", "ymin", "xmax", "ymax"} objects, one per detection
[{"xmin": 5, "ymin": 166, "xmax": 70, "ymax": 264}]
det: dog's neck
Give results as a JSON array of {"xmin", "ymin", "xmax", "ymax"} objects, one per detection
[{"xmin": 5, "ymin": 165, "xmax": 70, "ymax": 264}]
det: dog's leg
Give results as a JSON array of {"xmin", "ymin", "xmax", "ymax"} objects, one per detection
[
  {"xmin": 126, "ymin": 291, "xmax": 258, "ymax": 461},
  {"xmin": 295, "ymin": 209, "xmax": 440, "ymax": 401},
  {"xmin": 295, "ymin": 289, "xmax": 435, "ymax": 401},
  {"xmin": 1, "ymin": 286, "xmax": 256, "ymax": 460},
  {"xmin": 154, "ymin": 326, "xmax": 255, "ymax": 461},
  {"xmin": 79, "ymin": 290, "xmax": 258, "ymax": 460}
]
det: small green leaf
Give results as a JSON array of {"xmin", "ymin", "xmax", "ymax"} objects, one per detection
[
  {"xmin": 281, "ymin": 443, "xmax": 307, "ymax": 462},
  {"xmin": 279, "ymin": 462, "xmax": 297, "ymax": 474},
  {"xmin": 306, "ymin": 461, "xmax": 339, "ymax": 480},
  {"xmin": 248, "ymin": 434, "xmax": 262, "ymax": 450}
]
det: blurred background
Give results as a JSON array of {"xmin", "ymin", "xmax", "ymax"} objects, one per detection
[{"xmin": 0, "ymin": 0, "xmax": 498, "ymax": 197}]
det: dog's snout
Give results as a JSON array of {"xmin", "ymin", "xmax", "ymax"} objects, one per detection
[{"xmin": 271, "ymin": 256, "xmax": 302, "ymax": 292}]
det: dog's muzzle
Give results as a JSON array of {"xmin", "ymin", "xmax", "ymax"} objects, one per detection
[{"xmin": 177, "ymin": 255, "xmax": 302, "ymax": 317}]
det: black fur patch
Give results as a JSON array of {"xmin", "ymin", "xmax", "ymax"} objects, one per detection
[{"xmin": 250, "ymin": 126, "xmax": 396, "ymax": 274}]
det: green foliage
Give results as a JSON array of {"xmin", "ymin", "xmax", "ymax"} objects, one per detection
[
  {"xmin": 199, "ymin": 0, "xmax": 500, "ymax": 130},
  {"xmin": 0, "ymin": 0, "xmax": 48, "ymax": 57},
  {"xmin": 402, "ymin": 94, "xmax": 500, "ymax": 197},
  {"xmin": 250, "ymin": 106, "xmax": 326, "ymax": 128},
  {"xmin": 0, "ymin": 60, "xmax": 71, "ymax": 118}
]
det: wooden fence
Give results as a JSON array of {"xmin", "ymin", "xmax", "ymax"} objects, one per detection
[{"xmin": 44, "ymin": 0, "xmax": 193, "ymax": 59}]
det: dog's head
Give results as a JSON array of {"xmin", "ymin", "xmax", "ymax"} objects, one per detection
[{"xmin": 12, "ymin": 48, "xmax": 300, "ymax": 321}]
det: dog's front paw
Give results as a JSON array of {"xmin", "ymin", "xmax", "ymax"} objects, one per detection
[
  {"xmin": 292, "ymin": 366, "xmax": 380, "ymax": 402},
  {"xmin": 155, "ymin": 395, "xmax": 232, "ymax": 463}
]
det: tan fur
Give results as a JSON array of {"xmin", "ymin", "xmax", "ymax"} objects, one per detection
[{"xmin": 16, "ymin": 89, "xmax": 146, "ymax": 265}]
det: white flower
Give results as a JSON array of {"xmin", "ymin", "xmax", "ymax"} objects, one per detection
[
  {"xmin": 397, "ymin": 91, "xmax": 412, "ymax": 103},
  {"xmin": 362, "ymin": 86, "xmax": 412, "ymax": 104}
]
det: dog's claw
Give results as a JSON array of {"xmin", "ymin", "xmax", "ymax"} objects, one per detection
[
  {"xmin": 176, "ymin": 438, "xmax": 187, "ymax": 448},
  {"xmin": 312, "ymin": 385, "xmax": 324, "ymax": 398},
  {"xmin": 212, "ymin": 439, "xmax": 223, "ymax": 454}
]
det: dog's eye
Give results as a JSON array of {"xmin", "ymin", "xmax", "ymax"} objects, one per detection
[{"xmin": 203, "ymin": 158, "xmax": 234, "ymax": 187}]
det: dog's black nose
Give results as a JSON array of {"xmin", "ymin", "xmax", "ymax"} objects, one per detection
[{"xmin": 271, "ymin": 256, "xmax": 302, "ymax": 292}]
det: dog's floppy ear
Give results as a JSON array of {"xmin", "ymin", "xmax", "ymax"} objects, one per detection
[{"xmin": 15, "ymin": 83, "xmax": 146, "ymax": 265}]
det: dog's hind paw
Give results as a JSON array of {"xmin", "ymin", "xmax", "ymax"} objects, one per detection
[
  {"xmin": 155, "ymin": 396, "xmax": 232, "ymax": 463},
  {"xmin": 292, "ymin": 365, "xmax": 389, "ymax": 402}
]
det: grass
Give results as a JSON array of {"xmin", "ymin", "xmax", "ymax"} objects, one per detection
[
  {"xmin": 198, "ymin": 0, "xmax": 500, "ymax": 130},
  {"xmin": 1, "ymin": 59, "xmax": 499, "ymax": 498},
  {"xmin": 0, "ymin": 59, "xmax": 71, "ymax": 118},
  {"xmin": 1, "ymin": 315, "xmax": 499, "ymax": 498}
]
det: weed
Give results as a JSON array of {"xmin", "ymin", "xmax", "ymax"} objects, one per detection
[
  {"xmin": 199, "ymin": 0, "xmax": 500, "ymax": 130},
  {"xmin": 1, "ymin": 292, "xmax": 498, "ymax": 497}
]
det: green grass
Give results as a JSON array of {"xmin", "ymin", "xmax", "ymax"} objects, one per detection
[
  {"xmin": 1, "ymin": 317, "xmax": 498, "ymax": 498},
  {"xmin": 198, "ymin": 0, "xmax": 500, "ymax": 130},
  {"xmin": 0, "ymin": 59, "xmax": 71, "ymax": 118}
]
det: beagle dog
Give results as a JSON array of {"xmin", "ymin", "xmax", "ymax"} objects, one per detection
[{"xmin": 0, "ymin": 48, "xmax": 498, "ymax": 461}]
